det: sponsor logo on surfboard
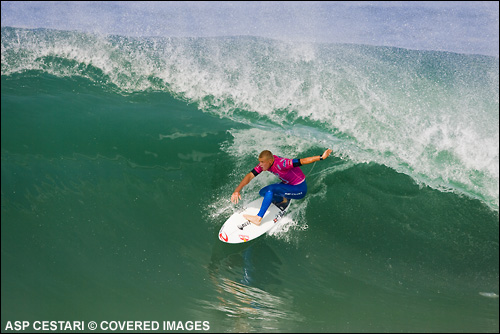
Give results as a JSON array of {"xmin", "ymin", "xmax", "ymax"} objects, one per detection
[
  {"xmin": 219, "ymin": 232, "xmax": 228, "ymax": 242},
  {"xmin": 237, "ymin": 221, "xmax": 251, "ymax": 230},
  {"xmin": 273, "ymin": 210, "xmax": 286, "ymax": 222},
  {"xmin": 239, "ymin": 235, "xmax": 249, "ymax": 242}
]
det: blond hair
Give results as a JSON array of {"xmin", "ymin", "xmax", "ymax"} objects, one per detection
[{"xmin": 259, "ymin": 150, "xmax": 273, "ymax": 160}]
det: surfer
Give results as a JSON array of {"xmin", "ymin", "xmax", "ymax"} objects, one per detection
[{"xmin": 231, "ymin": 149, "xmax": 333, "ymax": 225}]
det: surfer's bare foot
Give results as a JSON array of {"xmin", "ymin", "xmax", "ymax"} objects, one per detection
[
  {"xmin": 243, "ymin": 214, "xmax": 262, "ymax": 226},
  {"xmin": 277, "ymin": 198, "xmax": 288, "ymax": 205}
]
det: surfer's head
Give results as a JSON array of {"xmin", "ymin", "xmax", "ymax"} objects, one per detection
[{"xmin": 258, "ymin": 150, "xmax": 274, "ymax": 171}]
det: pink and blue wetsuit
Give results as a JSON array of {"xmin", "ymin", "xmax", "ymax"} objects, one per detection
[{"xmin": 251, "ymin": 155, "xmax": 307, "ymax": 217}]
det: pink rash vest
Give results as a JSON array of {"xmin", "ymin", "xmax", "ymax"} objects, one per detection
[{"xmin": 252, "ymin": 155, "xmax": 305, "ymax": 185}]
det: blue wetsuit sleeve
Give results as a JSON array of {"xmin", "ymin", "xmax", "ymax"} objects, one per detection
[{"xmin": 292, "ymin": 159, "xmax": 302, "ymax": 167}]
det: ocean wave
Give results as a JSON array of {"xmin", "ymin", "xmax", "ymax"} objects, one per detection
[{"xmin": 2, "ymin": 27, "xmax": 498, "ymax": 210}]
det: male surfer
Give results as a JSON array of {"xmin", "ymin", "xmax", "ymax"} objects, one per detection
[{"xmin": 231, "ymin": 149, "xmax": 333, "ymax": 225}]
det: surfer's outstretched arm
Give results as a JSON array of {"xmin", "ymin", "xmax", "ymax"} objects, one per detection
[
  {"xmin": 231, "ymin": 172, "xmax": 255, "ymax": 204},
  {"xmin": 298, "ymin": 149, "xmax": 333, "ymax": 166}
]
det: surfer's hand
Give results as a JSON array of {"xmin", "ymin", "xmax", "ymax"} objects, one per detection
[
  {"xmin": 322, "ymin": 149, "xmax": 333, "ymax": 160},
  {"xmin": 231, "ymin": 191, "xmax": 241, "ymax": 204}
]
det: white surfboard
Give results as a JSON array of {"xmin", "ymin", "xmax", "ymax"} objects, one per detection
[{"xmin": 218, "ymin": 198, "xmax": 291, "ymax": 243}]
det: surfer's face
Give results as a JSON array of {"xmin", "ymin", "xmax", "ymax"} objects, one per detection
[{"xmin": 258, "ymin": 157, "xmax": 274, "ymax": 171}]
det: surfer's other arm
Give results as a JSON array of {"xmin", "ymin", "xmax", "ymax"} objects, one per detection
[
  {"xmin": 231, "ymin": 172, "xmax": 255, "ymax": 204},
  {"xmin": 297, "ymin": 149, "xmax": 333, "ymax": 166}
]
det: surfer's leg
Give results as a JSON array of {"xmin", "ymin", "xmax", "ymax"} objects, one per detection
[
  {"xmin": 282, "ymin": 181, "xmax": 307, "ymax": 200},
  {"xmin": 257, "ymin": 188, "xmax": 276, "ymax": 218},
  {"xmin": 259, "ymin": 184, "xmax": 287, "ymax": 202},
  {"xmin": 256, "ymin": 182, "xmax": 307, "ymax": 217},
  {"xmin": 241, "ymin": 185, "xmax": 277, "ymax": 225},
  {"xmin": 262, "ymin": 182, "xmax": 307, "ymax": 199},
  {"xmin": 246, "ymin": 183, "xmax": 306, "ymax": 225}
]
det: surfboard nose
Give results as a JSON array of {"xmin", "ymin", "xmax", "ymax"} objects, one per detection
[{"xmin": 219, "ymin": 232, "xmax": 228, "ymax": 242}]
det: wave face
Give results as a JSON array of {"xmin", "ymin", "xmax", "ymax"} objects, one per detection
[
  {"xmin": 2, "ymin": 27, "xmax": 498, "ymax": 209},
  {"xmin": 2, "ymin": 27, "xmax": 499, "ymax": 332}
]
